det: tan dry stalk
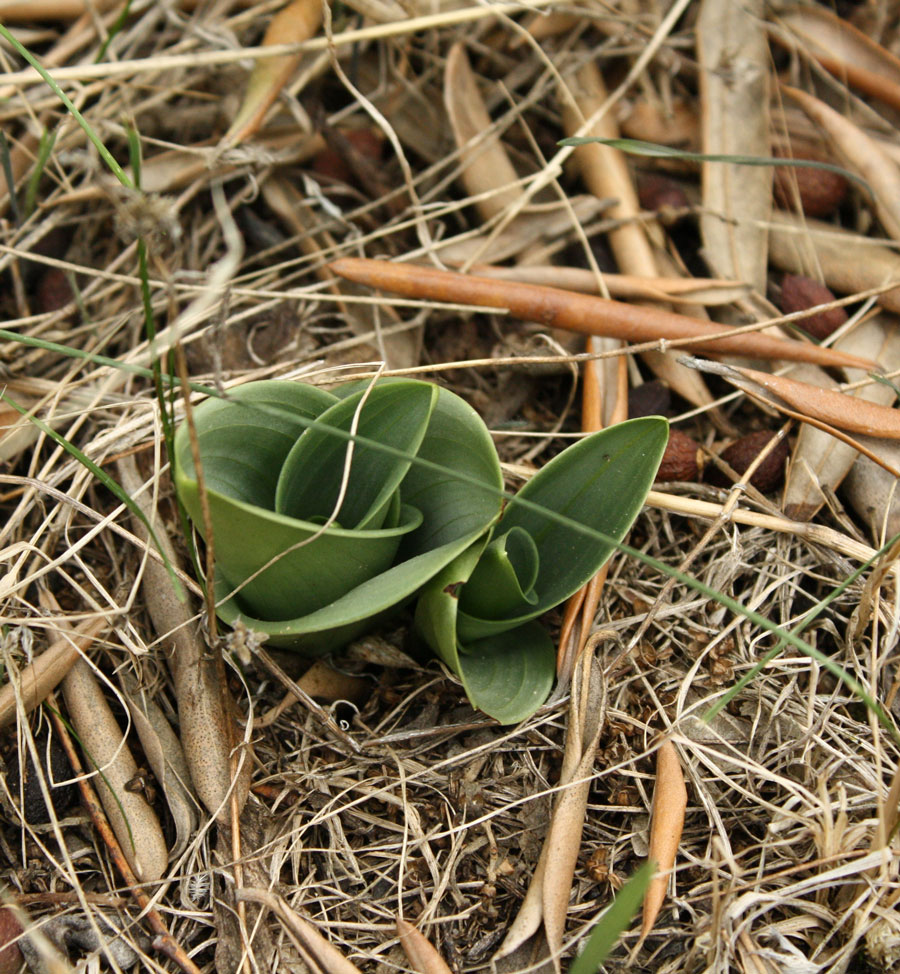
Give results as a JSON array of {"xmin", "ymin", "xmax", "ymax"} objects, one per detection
[
  {"xmin": 432, "ymin": 195, "xmax": 609, "ymax": 267},
  {"xmin": 117, "ymin": 456, "xmax": 250, "ymax": 822},
  {"xmin": 768, "ymin": 213, "xmax": 900, "ymax": 315},
  {"xmin": 61, "ymin": 658, "xmax": 169, "ymax": 883},
  {"xmin": 495, "ymin": 642, "xmax": 605, "ymax": 965},
  {"xmin": 50, "ymin": 130, "xmax": 325, "ymax": 203},
  {"xmin": 444, "ymin": 43, "xmax": 523, "ymax": 223},
  {"xmin": 783, "ymin": 86, "xmax": 900, "ymax": 243},
  {"xmin": 561, "ymin": 60, "xmax": 661, "ymax": 271},
  {"xmin": 0, "ymin": 617, "xmax": 105, "ymax": 728},
  {"xmin": 555, "ymin": 360, "xmax": 615, "ymax": 681},
  {"xmin": 396, "ymin": 918, "xmax": 454, "ymax": 974},
  {"xmin": 224, "ymin": 0, "xmax": 324, "ymax": 146},
  {"xmin": 641, "ymin": 739, "xmax": 688, "ymax": 937},
  {"xmin": 697, "ymin": 0, "xmax": 770, "ymax": 292},
  {"xmin": 235, "ymin": 888, "xmax": 364, "ymax": 974},
  {"xmin": 775, "ymin": 6, "xmax": 900, "ymax": 112},
  {"xmin": 329, "ymin": 258, "xmax": 878, "ymax": 369},
  {"xmin": 561, "ymin": 57, "xmax": 715, "ymax": 412},
  {"xmin": 119, "ymin": 672, "xmax": 199, "ymax": 862},
  {"xmin": 784, "ymin": 319, "xmax": 900, "ymax": 522},
  {"xmin": 645, "ymin": 487, "xmax": 899, "ymax": 583},
  {"xmin": 45, "ymin": 695, "xmax": 203, "ymax": 974},
  {"xmin": 0, "ymin": 0, "xmax": 561, "ymax": 89}
]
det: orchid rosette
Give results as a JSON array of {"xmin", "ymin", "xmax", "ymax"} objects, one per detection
[{"xmin": 174, "ymin": 379, "xmax": 666, "ymax": 721}]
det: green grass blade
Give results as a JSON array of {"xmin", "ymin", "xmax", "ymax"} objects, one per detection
[
  {"xmin": 0, "ymin": 327, "xmax": 216, "ymax": 396},
  {"xmin": 24, "ymin": 127, "xmax": 57, "ymax": 218},
  {"xmin": 568, "ymin": 861, "xmax": 654, "ymax": 974},
  {"xmin": 703, "ymin": 537, "xmax": 896, "ymax": 723},
  {"xmin": 558, "ymin": 136, "xmax": 870, "ymax": 193},
  {"xmin": 0, "ymin": 24, "xmax": 133, "ymax": 190},
  {"xmin": 0, "ymin": 130, "xmax": 20, "ymax": 224},
  {"xmin": 94, "ymin": 0, "xmax": 133, "ymax": 63}
]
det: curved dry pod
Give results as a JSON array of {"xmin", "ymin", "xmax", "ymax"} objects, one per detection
[{"xmin": 62, "ymin": 659, "xmax": 168, "ymax": 883}]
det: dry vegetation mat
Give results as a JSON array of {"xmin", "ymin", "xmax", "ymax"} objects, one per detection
[{"xmin": 3, "ymin": 1, "xmax": 900, "ymax": 972}]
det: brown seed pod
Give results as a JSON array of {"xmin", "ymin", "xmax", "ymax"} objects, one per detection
[
  {"xmin": 0, "ymin": 907, "xmax": 23, "ymax": 974},
  {"xmin": 780, "ymin": 274, "xmax": 848, "ymax": 340},
  {"xmin": 707, "ymin": 430, "xmax": 789, "ymax": 492},
  {"xmin": 637, "ymin": 173, "xmax": 690, "ymax": 224},
  {"xmin": 628, "ymin": 379, "xmax": 671, "ymax": 418},
  {"xmin": 35, "ymin": 268, "xmax": 74, "ymax": 314},
  {"xmin": 773, "ymin": 155, "xmax": 849, "ymax": 219},
  {"xmin": 656, "ymin": 429, "xmax": 703, "ymax": 482}
]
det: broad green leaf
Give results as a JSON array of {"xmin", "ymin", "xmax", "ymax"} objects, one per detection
[
  {"xmin": 456, "ymin": 416, "xmax": 668, "ymax": 642},
  {"xmin": 276, "ymin": 382, "xmax": 436, "ymax": 528},
  {"xmin": 568, "ymin": 861, "xmax": 654, "ymax": 974},
  {"xmin": 187, "ymin": 488, "xmax": 422, "ymax": 622},
  {"xmin": 174, "ymin": 380, "xmax": 665, "ymax": 719},
  {"xmin": 415, "ymin": 417, "xmax": 666, "ymax": 722},
  {"xmin": 457, "ymin": 623, "xmax": 555, "ymax": 724},
  {"xmin": 174, "ymin": 382, "xmax": 433, "ymax": 622},
  {"xmin": 174, "ymin": 378, "xmax": 503, "ymax": 655},
  {"xmin": 413, "ymin": 538, "xmax": 490, "ymax": 676},
  {"xmin": 215, "ymin": 527, "xmax": 490, "ymax": 654},
  {"xmin": 337, "ymin": 381, "xmax": 505, "ymax": 556},
  {"xmin": 412, "ymin": 539, "xmax": 553, "ymax": 723},
  {"xmin": 459, "ymin": 527, "xmax": 538, "ymax": 618},
  {"xmin": 176, "ymin": 381, "xmax": 337, "ymax": 510}
]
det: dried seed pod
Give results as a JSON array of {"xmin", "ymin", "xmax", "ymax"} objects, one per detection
[
  {"xmin": 773, "ymin": 155, "xmax": 849, "ymax": 218},
  {"xmin": 707, "ymin": 430, "xmax": 789, "ymax": 492},
  {"xmin": 0, "ymin": 907, "xmax": 23, "ymax": 974},
  {"xmin": 628, "ymin": 379, "xmax": 671, "ymax": 418},
  {"xmin": 637, "ymin": 173, "xmax": 690, "ymax": 224},
  {"xmin": 656, "ymin": 429, "xmax": 703, "ymax": 482},
  {"xmin": 780, "ymin": 274, "xmax": 848, "ymax": 340}
]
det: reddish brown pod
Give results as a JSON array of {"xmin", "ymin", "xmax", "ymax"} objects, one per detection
[
  {"xmin": 707, "ymin": 430, "xmax": 790, "ymax": 492},
  {"xmin": 312, "ymin": 128, "xmax": 384, "ymax": 184},
  {"xmin": 656, "ymin": 429, "xmax": 704, "ymax": 482},
  {"xmin": 780, "ymin": 274, "xmax": 848, "ymax": 340},
  {"xmin": 773, "ymin": 151, "xmax": 849, "ymax": 219},
  {"xmin": 0, "ymin": 906, "xmax": 23, "ymax": 974},
  {"xmin": 637, "ymin": 173, "xmax": 690, "ymax": 224}
]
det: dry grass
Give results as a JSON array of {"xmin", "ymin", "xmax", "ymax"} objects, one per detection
[{"xmin": 2, "ymin": 2, "xmax": 900, "ymax": 973}]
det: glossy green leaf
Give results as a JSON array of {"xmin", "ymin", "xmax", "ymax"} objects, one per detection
[
  {"xmin": 458, "ymin": 624, "xmax": 555, "ymax": 724},
  {"xmin": 415, "ymin": 417, "xmax": 667, "ymax": 721},
  {"xmin": 173, "ymin": 379, "xmax": 665, "ymax": 720},
  {"xmin": 460, "ymin": 527, "xmax": 539, "ymax": 618},
  {"xmin": 459, "ymin": 416, "xmax": 669, "ymax": 641},
  {"xmin": 173, "ymin": 379, "xmax": 503, "ymax": 654},
  {"xmin": 275, "ymin": 381, "xmax": 437, "ymax": 528}
]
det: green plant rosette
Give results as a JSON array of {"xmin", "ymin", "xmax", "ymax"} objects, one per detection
[
  {"xmin": 173, "ymin": 379, "xmax": 504, "ymax": 654},
  {"xmin": 173, "ymin": 379, "xmax": 667, "ymax": 722},
  {"xmin": 414, "ymin": 415, "xmax": 668, "ymax": 722}
]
